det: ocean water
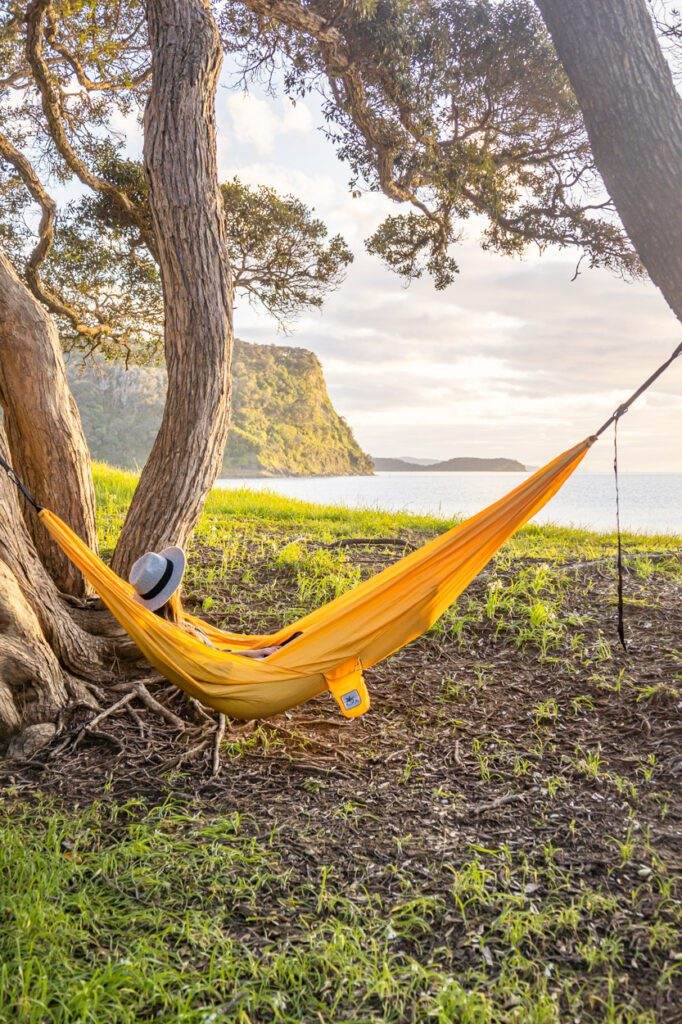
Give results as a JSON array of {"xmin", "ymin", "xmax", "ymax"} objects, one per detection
[{"xmin": 216, "ymin": 470, "xmax": 682, "ymax": 536}]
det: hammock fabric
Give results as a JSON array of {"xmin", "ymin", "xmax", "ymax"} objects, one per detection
[{"xmin": 37, "ymin": 436, "xmax": 593, "ymax": 720}]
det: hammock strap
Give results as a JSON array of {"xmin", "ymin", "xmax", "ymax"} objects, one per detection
[
  {"xmin": 613, "ymin": 415, "xmax": 627, "ymax": 652},
  {"xmin": 0, "ymin": 451, "xmax": 44, "ymax": 512},
  {"xmin": 594, "ymin": 339, "xmax": 682, "ymax": 653}
]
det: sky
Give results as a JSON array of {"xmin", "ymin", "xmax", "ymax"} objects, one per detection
[{"xmin": 116, "ymin": 68, "xmax": 682, "ymax": 474}]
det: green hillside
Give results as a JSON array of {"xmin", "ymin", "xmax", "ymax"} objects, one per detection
[{"xmin": 66, "ymin": 341, "xmax": 372, "ymax": 477}]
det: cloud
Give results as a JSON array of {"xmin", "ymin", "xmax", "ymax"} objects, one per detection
[
  {"xmin": 218, "ymin": 78, "xmax": 682, "ymax": 473},
  {"xmin": 225, "ymin": 92, "xmax": 313, "ymax": 157},
  {"xmin": 109, "ymin": 104, "xmax": 144, "ymax": 157}
]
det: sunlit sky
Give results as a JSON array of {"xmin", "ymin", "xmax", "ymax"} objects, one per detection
[{"xmin": 116, "ymin": 66, "xmax": 682, "ymax": 473}]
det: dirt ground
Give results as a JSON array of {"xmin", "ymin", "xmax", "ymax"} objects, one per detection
[{"xmin": 2, "ymin": 542, "xmax": 681, "ymax": 1021}]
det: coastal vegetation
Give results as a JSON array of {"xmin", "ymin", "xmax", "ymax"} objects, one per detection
[{"xmin": 67, "ymin": 342, "xmax": 372, "ymax": 478}]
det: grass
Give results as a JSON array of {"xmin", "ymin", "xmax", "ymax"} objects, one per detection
[
  {"xmin": 1, "ymin": 465, "xmax": 680, "ymax": 1023},
  {"xmin": 1, "ymin": 797, "xmax": 677, "ymax": 1024}
]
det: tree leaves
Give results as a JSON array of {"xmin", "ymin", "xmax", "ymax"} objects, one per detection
[{"xmin": 226, "ymin": 0, "xmax": 639, "ymax": 283}]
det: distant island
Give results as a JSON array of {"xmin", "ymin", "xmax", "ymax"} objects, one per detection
[{"xmin": 373, "ymin": 456, "xmax": 526, "ymax": 472}]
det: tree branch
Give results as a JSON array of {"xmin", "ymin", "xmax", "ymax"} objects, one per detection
[
  {"xmin": 25, "ymin": 0, "xmax": 154, "ymax": 251},
  {"xmin": 44, "ymin": 7, "xmax": 151, "ymax": 94},
  {"xmin": 238, "ymin": 0, "xmax": 445, "ymax": 229},
  {"xmin": 0, "ymin": 130, "xmax": 123, "ymax": 339}
]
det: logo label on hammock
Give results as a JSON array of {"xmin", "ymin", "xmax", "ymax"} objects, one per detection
[{"xmin": 341, "ymin": 689, "xmax": 362, "ymax": 710}]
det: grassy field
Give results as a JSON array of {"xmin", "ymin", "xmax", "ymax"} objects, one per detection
[{"xmin": 1, "ymin": 465, "xmax": 680, "ymax": 1023}]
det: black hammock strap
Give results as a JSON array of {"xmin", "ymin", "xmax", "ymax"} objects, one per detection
[
  {"xmin": 0, "ymin": 451, "xmax": 43, "ymax": 512},
  {"xmin": 594, "ymin": 339, "xmax": 682, "ymax": 438},
  {"xmin": 613, "ymin": 416, "xmax": 627, "ymax": 651},
  {"xmin": 595, "ymin": 338, "xmax": 681, "ymax": 653}
]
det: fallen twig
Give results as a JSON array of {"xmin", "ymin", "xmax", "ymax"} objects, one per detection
[
  {"xmin": 135, "ymin": 682, "xmax": 187, "ymax": 731},
  {"xmin": 74, "ymin": 691, "xmax": 136, "ymax": 747},
  {"xmin": 460, "ymin": 789, "xmax": 537, "ymax": 818},
  {"xmin": 161, "ymin": 739, "xmax": 210, "ymax": 772},
  {"xmin": 212, "ymin": 714, "xmax": 226, "ymax": 777},
  {"xmin": 321, "ymin": 537, "xmax": 416, "ymax": 551},
  {"xmin": 261, "ymin": 721, "xmax": 353, "ymax": 762},
  {"xmin": 295, "ymin": 716, "xmax": 346, "ymax": 730},
  {"xmin": 126, "ymin": 703, "xmax": 146, "ymax": 738}
]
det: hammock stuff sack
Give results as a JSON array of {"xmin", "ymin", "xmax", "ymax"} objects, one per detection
[{"xmin": 37, "ymin": 437, "xmax": 593, "ymax": 721}]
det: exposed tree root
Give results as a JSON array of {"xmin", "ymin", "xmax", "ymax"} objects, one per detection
[
  {"xmin": 187, "ymin": 694, "xmax": 214, "ymax": 723},
  {"xmin": 75, "ymin": 690, "xmax": 137, "ymax": 743},
  {"xmin": 134, "ymin": 682, "xmax": 187, "ymax": 731},
  {"xmin": 161, "ymin": 739, "xmax": 211, "ymax": 772},
  {"xmin": 79, "ymin": 728, "xmax": 124, "ymax": 752},
  {"xmin": 126, "ymin": 701, "xmax": 146, "ymax": 738}
]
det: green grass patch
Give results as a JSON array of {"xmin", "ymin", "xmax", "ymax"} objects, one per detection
[
  {"xmin": 6, "ymin": 464, "xmax": 676, "ymax": 1023},
  {"xmin": 1, "ymin": 798, "xmax": 675, "ymax": 1024}
]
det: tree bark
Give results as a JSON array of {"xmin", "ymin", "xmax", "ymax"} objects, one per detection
[
  {"xmin": 111, "ymin": 0, "xmax": 233, "ymax": 576},
  {"xmin": 535, "ymin": 0, "xmax": 682, "ymax": 322},
  {"xmin": 0, "ymin": 249, "xmax": 97, "ymax": 595},
  {"xmin": 0, "ymin": 425, "xmax": 128, "ymax": 738}
]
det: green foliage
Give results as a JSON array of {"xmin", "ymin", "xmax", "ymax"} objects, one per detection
[
  {"xmin": 2, "ymin": 0, "xmax": 638, "ymax": 321},
  {"xmin": 224, "ymin": 338, "xmax": 372, "ymax": 476},
  {"xmin": 68, "ymin": 340, "xmax": 373, "ymax": 476},
  {"xmin": 224, "ymin": 0, "xmax": 638, "ymax": 287},
  {"xmin": 221, "ymin": 178, "xmax": 352, "ymax": 325},
  {"xmin": 15, "ymin": 466, "xmax": 673, "ymax": 1023},
  {"xmin": 37, "ymin": 168, "xmax": 352, "ymax": 356},
  {"xmin": 284, "ymin": 546, "xmax": 362, "ymax": 607},
  {"xmin": 0, "ymin": 797, "xmax": 674, "ymax": 1023},
  {"xmin": 92, "ymin": 462, "xmax": 678, "ymax": 559}
]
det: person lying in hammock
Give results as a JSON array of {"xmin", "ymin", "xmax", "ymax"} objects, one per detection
[{"xmin": 129, "ymin": 547, "xmax": 281, "ymax": 659}]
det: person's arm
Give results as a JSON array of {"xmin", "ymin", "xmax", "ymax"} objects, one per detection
[{"xmin": 237, "ymin": 645, "xmax": 279, "ymax": 659}]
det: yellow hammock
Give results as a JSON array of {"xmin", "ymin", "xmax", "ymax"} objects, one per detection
[{"xmin": 36, "ymin": 436, "xmax": 593, "ymax": 721}]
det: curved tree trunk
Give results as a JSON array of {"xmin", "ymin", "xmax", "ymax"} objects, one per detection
[
  {"xmin": 0, "ymin": 425, "xmax": 131, "ymax": 738},
  {"xmin": 535, "ymin": 0, "xmax": 682, "ymax": 322},
  {"xmin": 111, "ymin": 0, "xmax": 233, "ymax": 576},
  {"xmin": 0, "ymin": 250, "xmax": 97, "ymax": 595}
]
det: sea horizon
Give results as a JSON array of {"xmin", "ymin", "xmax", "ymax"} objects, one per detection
[{"xmin": 217, "ymin": 469, "xmax": 682, "ymax": 536}]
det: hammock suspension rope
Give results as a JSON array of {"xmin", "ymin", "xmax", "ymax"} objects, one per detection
[
  {"xmin": 613, "ymin": 414, "xmax": 627, "ymax": 651},
  {"xmin": 0, "ymin": 451, "xmax": 43, "ymax": 512},
  {"xmin": 593, "ymin": 338, "xmax": 682, "ymax": 652}
]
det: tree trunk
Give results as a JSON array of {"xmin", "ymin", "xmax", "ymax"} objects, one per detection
[
  {"xmin": 0, "ymin": 250, "xmax": 98, "ymax": 595},
  {"xmin": 111, "ymin": 0, "xmax": 233, "ymax": 576},
  {"xmin": 0, "ymin": 425, "xmax": 131, "ymax": 738},
  {"xmin": 535, "ymin": 0, "xmax": 682, "ymax": 322}
]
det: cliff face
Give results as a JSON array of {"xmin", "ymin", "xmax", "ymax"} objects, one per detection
[
  {"xmin": 67, "ymin": 340, "xmax": 372, "ymax": 477},
  {"xmin": 225, "ymin": 342, "xmax": 372, "ymax": 476}
]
